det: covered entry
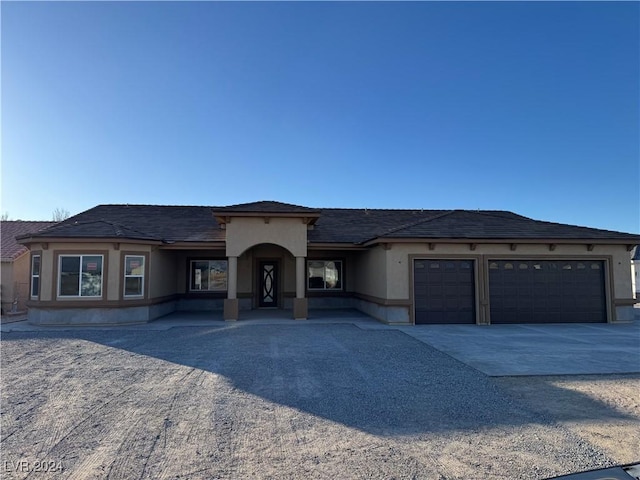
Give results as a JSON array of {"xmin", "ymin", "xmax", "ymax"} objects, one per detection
[
  {"xmin": 413, "ymin": 259, "xmax": 476, "ymax": 324},
  {"xmin": 488, "ymin": 260, "xmax": 607, "ymax": 324}
]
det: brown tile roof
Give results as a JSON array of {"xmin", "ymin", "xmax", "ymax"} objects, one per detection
[
  {"xmin": 15, "ymin": 202, "xmax": 640, "ymax": 246},
  {"xmin": 20, "ymin": 205, "xmax": 225, "ymax": 243},
  {"xmin": 310, "ymin": 208, "xmax": 640, "ymax": 243},
  {"xmin": 1, "ymin": 221, "xmax": 57, "ymax": 261},
  {"xmin": 212, "ymin": 201, "xmax": 320, "ymax": 214},
  {"xmin": 309, "ymin": 208, "xmax": 451, "ymax": 243},
  {"xmin": 371, "ymin": 210, "xmax": 639, "ymax": 241}
]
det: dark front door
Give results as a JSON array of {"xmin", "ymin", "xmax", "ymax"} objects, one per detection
[{"xmin": 259, "ymin": 261, "xmax": 278, "ymax": 307}]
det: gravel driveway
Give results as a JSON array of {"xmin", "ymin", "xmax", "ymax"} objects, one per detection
[{"xmin": 1, "ymin": 323, "xmax": 638, "ymax": 479}]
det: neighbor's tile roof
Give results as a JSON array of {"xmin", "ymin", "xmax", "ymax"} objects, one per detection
[
  {"xmin": 1, "ymin": 221, "xmax": 57, "ymax": 260},
  {"xmin": 15, "ymin": 203, "xmax": 640, "ymax": 245}
]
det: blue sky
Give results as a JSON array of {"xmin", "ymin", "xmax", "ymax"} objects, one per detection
[{"xmin": 2, "ymin": 1, "xmax": 638, "ymax": 234}]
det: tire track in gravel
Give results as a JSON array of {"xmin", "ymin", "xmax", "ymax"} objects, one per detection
[
  {"xmin": 21, "ymin": 384, "xmax": 139, "ymax": 480},
  {"xmin": 268, "ymin": 337, "xmax": 296, "ymax": 477},
  {"xmin": 137, "ymin": 368, "xmax": 214, "ymax": 480},
  {"xmin": 63, "ymin": 383, "xmax": 158, "ymax": 480},
  {"xmin": 101, "ymin": 368, "xmax": 201, "ymax": 480},
  {"xmin": 2, "ymin": 339, "xmax": 64, "ymax": 371},
  {"xmin": 19, "ymin": 367, "xmax": 104, "ymax": 460},
  {"xmin": 151, "ymin": 371, "xmax": 226, "ymax": 480},
  {"xmin": 1, "ymin": 338, "xmax": 126, "ymax": 448}
]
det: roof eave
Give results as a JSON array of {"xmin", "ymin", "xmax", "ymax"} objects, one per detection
[
  {"xmin": 15, "ymin": 235, "xmax": 163, "ymax": 246},
  {"xmin": 307, "ymin": 242, "xmax": 367, "ymax": 251},
  {"xmin": 212, "ymin": 211, "xmax": 321, "ymax": 225},
  {"xmin": 363, "ymin": 237, "xmax": 640, "ymax": 248},
  {"xmin": 159, "ymin": 241, "xmax": 226, "ymax": 250}
]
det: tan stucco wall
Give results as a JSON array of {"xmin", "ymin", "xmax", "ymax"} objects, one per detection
[
  {"xmin": 149, "ymin": 249, "xmax": 179, "ymax": 299},
  {"xmin": 611, "ymin": 247, "xmax": 635, "ymax": 299},
  {"xmin": 1, "ymin": 251, "xmax": 37, "ymax": 311},
  {"xmin": 34, "ymin": 242, "xmax": 117, "ymax": 301},
  {"xmin": 225, "ymin": 217, "xmax": 308, "ymax": 257},
  {"xmin": 1, "ymin": 260, "xmax": 15, "ymax": 311},
  {"xmin": 353, "ymin": 245, "xmax": 387, "ymax": 299},
  {"xmin": 29, "ymin": 242, "xmax": 154, "ymax": 302},
  {"xmin": 383, "ymin": 242, "xmax": 634, "ymax": 301},
  {"xmin": 12, "ymin": 253, "xmax": 31, "ymax": 309},
  {"xmin": 237, "ymin": 251, "xmax": 253, "ymax": 294},
  {"xmin": 37, "ymin": 244, "xmax": 54, "ymax": 301}
]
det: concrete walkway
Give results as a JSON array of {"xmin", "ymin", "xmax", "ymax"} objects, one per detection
[{"xmin": 2, "ymin": 309, "xmax": 638, "ymax": 376}]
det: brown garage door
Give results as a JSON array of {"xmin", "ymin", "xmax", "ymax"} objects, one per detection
[
  {"xmin": 414, "ymin": 259, "xmax": 476, "ymax": 324},
  {"xmin": 488, "ymin": 260, "xmax": 606, "ymax": 324}
]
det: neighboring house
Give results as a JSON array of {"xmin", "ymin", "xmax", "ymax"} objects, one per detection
[
  {"xmin": 15, "ymin": 201, "xmax": 640, "ymax": 326},
  {"xmin": 1, "ymin": 221, "xmax": 57, "ymax": 314}
]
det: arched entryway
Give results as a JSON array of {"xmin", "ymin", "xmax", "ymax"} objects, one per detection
[
  {"xmin": 224, "ymin": 242, "xmax": 307, "ymax": 321},
  {"xmin": 214, "ymin": 211, "xmax": 312, "ymax": 321},
  {"xmin": 244, "ymin": 243, "xmax": 295, "ymax": 310}
]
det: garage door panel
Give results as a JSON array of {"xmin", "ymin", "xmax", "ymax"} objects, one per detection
[
  {"xmin": 414, "ymin": 259, "xmax": 476, "ymax": 324},
  {"xmin": 489, "ymin": 259, "xmax": 606, "ymax": 324}
]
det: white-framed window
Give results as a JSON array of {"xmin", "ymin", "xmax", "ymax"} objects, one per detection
[
  {"xmin": 307, "ymin": 260, "xmax": 343, "ymax": 290},
  {"xmin": 190, "ymin": 260, "xmax": 228, "ymax": 291},
  {"xmin": 58, "ymin": 255, "xmax": 103, "ymax": 297},
  {"xmin": 124, "ymin": 255, "xmax": 145, "ymax": 297},
  {"xmin": 31, "ymin": 254, "xmax": 41, "ymax": 298}
]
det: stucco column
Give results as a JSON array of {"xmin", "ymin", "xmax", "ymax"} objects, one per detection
[
  {"xmin": 228, "ymin": 256, "xmax": 238, "ymax": 299},
  {"xmin": 293, "ymin": 256, "xmax": 307, "ymax": 320},
  {"xmin": 224, "ymin": 256, "xmax": 239, "ymax": 321},
  {"xmin": 296, "ymin": 256, "xmax": 305, "ymax": 299}
]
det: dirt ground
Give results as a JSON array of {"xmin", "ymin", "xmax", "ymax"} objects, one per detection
[
  {"xmin": 1, "ymin": 325, "xmax": 638, "ymax": 479},
  {"xmin": 493, "ymin": 375, "xmax": 640, "ymax": 464}
]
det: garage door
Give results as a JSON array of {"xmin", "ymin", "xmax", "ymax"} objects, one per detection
[
  {"xmin": 489, "ymin": 260, "xmax": 606, "ymax": 324},
  {"xmin": 414, "ymin": 259, "xmax": 476, "ymax": 324}
]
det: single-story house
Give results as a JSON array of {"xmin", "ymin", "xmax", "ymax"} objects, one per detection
[
  {"xmin": 15, "ymin": 201, "xmax": 640, "ymax": 326},
  {"xmin": 1, "ymin": 221, "xmax": 57, "ymax": 315}
]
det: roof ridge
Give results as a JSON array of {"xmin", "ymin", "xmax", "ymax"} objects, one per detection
[
  {"xmin": 41, "ymin": 218, "xmax": 158, "ymax": 240},
  {"xmin": 362, "ymin": 210, "xmax": 456, "ymax": 243},
  {"xmin": 476, "ymin": 210, "xmax": 637, "ymax": 234},
  {"xmin": 0, "ymin": 220, "xmax": 58, "ymax": 223},
  {"xmin": 96, "ymin": 204, "xmax": 216, "ymax": 208},
  {"xmin": 103, "ymin": 220, "xmax": 158, "ymax": 239},
  {"xmin": 473, "ymin": 210, "xmax": 533, "ymax": 222}
]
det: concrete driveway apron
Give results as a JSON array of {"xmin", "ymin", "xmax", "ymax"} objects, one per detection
[{"xmin": 398, "ymin": 322, "xmax": 640, "ymax": 376}]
